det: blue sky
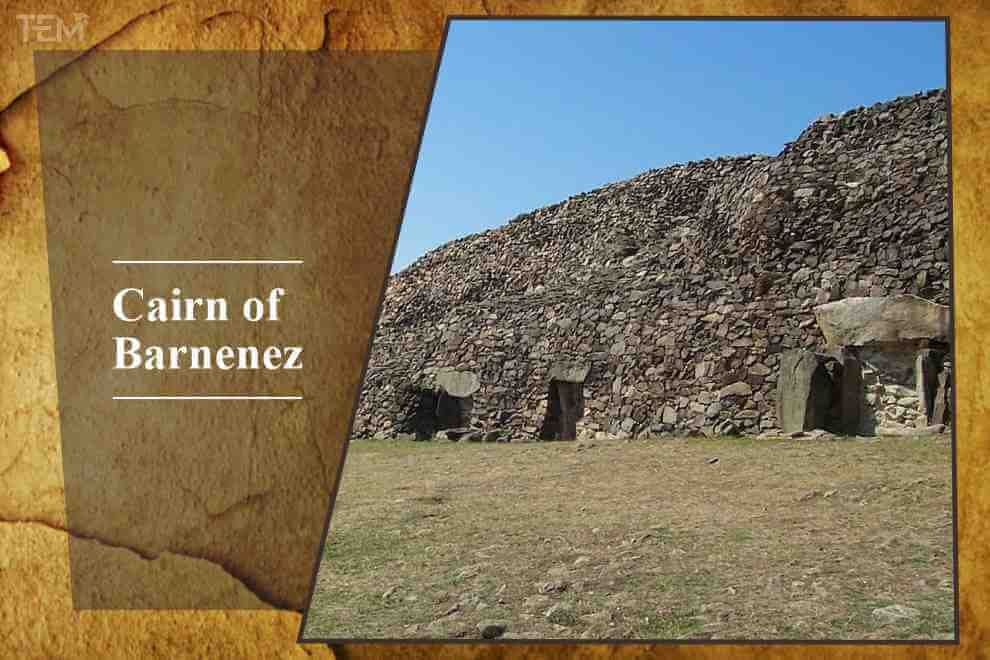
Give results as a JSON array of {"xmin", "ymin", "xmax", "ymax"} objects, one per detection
[{"xmin": 392, "ymin": 19, "xmax": 947, "ymax": 272}]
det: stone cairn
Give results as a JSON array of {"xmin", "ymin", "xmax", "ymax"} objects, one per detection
[{"xmin": 353, "ymin": 88, "xmax": 951, "ymax": 442}]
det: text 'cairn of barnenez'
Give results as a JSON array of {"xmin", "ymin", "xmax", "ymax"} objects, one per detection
[{"xmin": 354, "ymin": 89, "xmax": 950, "ymax": 442}]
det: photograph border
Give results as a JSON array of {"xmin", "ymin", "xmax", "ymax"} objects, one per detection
[{"xmin": 299, "ymin": 14, "xmax": 959, "ymax": 647}]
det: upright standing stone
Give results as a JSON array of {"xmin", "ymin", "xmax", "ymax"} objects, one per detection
[
  {"xmin": 556, "ymin": 381, "xmax": 584, "ymax": 441},
  {"xmin": 540, "ymin": 380, "xmax": 584, "ymax": 441},
  {"xmin": 777, "ymin": 349, "xmax": 837, "ymax": 433},
  {"xmin": 839, "ymin": 350, "xmax": 863, "ymax": 435},
  {"xmin": 931, "ymin": 368, "xmax": 952, "ymax": 426},
  {"xmin": 915, "ymin": 349, "xmax": 944, "ymax": 424}
]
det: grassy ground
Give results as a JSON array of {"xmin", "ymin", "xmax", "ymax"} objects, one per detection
[{"xmin": 304, "ymin": 434, "xmax": 955, "ymax": 641}]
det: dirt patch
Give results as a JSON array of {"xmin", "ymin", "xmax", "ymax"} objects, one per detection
[{"xmin": 305, "ymin": 434, "xmax": 954, "ymax": 641}]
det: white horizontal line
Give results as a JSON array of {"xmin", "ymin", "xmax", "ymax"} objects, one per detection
[
  {"xmin": 113, "ymin": 395, "xmax": 303, "ymax": 400},
  {"xmin": 112, "ymin": 260, "xmax": 304, "ymax": 265}
]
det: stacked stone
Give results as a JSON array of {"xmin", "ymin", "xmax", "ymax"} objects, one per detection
[{"xmin": 354, "ymin": 89, "xmax": 950, "ymax": 440}]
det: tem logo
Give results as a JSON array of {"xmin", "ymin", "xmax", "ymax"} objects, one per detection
[{"xmin": 16, "ymin": 13, "xmax": 88, "ymax": 43}]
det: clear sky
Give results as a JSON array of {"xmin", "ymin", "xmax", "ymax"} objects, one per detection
[{"xmin": 392, "ymin": 19, "xmax": 947, "ymax": 272}]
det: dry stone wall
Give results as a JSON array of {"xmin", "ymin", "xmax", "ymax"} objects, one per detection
[{"xmin": 354, "ymin": 89, "xmax": 950, "ymax": 440}]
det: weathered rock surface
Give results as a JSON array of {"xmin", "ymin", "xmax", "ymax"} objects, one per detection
[
  {"xmin": 777, "ymin": 350, "xmax": 837, "ymax": 433},
  {"xmin": 815, "ymin": 295, "xmax": 950, "ymax": 348},
  {"xmin": 435, "ymin": 369, "xmax": 481, "ymax": 397},
  {"xmin": 355, "ymin": 89, "xmax": 950, "ymax": 440}
]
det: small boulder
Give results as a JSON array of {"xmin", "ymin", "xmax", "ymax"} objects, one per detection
[
  {"xmin": 872, "ymin": 604, "xmax": 921, "ymax": 625},
  {"xmin": 476, "ymin": 621, "xmax": 507, "ymax": 639},
  {"xmin": 719, "ymin": 381, "xmax": 753, "ymax": 398}
]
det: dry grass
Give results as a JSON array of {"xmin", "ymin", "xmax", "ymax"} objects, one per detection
[{"xmin": 304, "ymin": 434, "xmax": 955, "ymax": 641}]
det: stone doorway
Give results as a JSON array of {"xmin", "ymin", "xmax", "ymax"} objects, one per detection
[
  {"xmin": 539, "ymin": 362, "xmax": 590, "ymax": 441},
  {"xmin": 435, "ymin": 389, "xmax": 474, "ymax": 430},
  {"xmin": 401, "ymin": 387, "xmax": 475, "ymax": 438},
  {"xmin": 403, "ymin": 387, "xmax": 475, "ymax": 438},
  {"xmin": 540, "ymin": 379, "xmax": 585, "ymax": 441},
  {"xmin": 400, "ymin": 386, "xmax": 440, "ymax": 439},
  {"xmin": 399, "ymin": 369, "xmax": 481, "ymax": 439}
]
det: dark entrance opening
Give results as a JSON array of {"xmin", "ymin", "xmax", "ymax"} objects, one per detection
[
  {"xmin": 436, "ymin": 390, "xmax": 473, "ymax": 430},
  {"xmin": 779, "ymin": 349, "xmax": 860, "ymax": 436},
  {"xmin": 399, "ymin": 371, "xmax": 480, "ymax": 440},
  {"xmin": 539, "ymin": 379, "xmax": 585, "ymax": 441},
  {"xmin": 400, "ymin": 387, "xmax": 439, "ymax": 439},
  {"xmin": 399, "ymin": 387, "xmax": 475, "ymax": 439}
]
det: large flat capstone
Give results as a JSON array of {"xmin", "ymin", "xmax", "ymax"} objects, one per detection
[
  {"xmin": 549, "ymin": 361, "xmax": 590, "ymax": 384},
  {"xmin": 814, "ymin": 295, "xmax": 949, "ymax": 347},
  {"xmin": 435, "ymin": 369, "xmax": 481, "ymax": 397}
]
